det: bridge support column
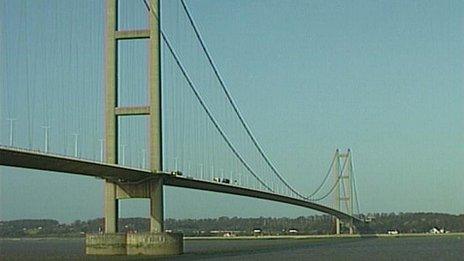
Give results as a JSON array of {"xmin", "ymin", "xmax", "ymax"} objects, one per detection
[
  {"xmin": 335, "ymin": 218, "xmax": 341, "ymax": 235},
  {"xmin": 104, "ymin": 182, "xmax": 118, "ymax": 233},
  {"xmin": 88, "ymin": 178, "xmax": 182, "ymax": 256},
  {"xmin": 149, "ymin": 179, "xmax": 164, "ymax": 233},
  {"xmin": 332, "ymin": 149, "xmax": 357, "ymax": 235},
  {"xmin": 333, "ymin": 149, "xmax": 341, "ymax": 235},
  {"xmin": 103, "ymin": 0, "xmax": 119, "ymax": 235}
]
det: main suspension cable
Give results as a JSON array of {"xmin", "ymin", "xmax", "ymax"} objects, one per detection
[
  {"xmin": 350, "ymin": 152, "xmax": 361, "ymax": 215},
  {"xmin": 311, "ymin": 153, "xmax": 349, "ymax": 201},
  {"xmin": 140, "ymin": 1, "xmax": 273, "ymax": 192},
  {"xmin": 308, "ymin": 151, "xmax": 337, "ymax": 198},
  {"xmin": 178, "ymin": 0, "xmax": 308, "ymax": 199}
]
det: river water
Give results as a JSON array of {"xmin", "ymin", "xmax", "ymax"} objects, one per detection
[{"xmin": 1, "ymin": 235, "xmax": 463, "ymax": 260}]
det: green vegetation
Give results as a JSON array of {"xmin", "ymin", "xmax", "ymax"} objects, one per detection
[{"xmin": 1, "ymin": 213, "xmax": 463, "ymax": 238}]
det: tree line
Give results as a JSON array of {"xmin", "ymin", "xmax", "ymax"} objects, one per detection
[{"xmin": 1, "ymin": 212, "xmax": 463, "ymax": 237}]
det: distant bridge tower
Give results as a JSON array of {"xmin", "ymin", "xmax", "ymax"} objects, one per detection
[{"xmin": 333, "ymin": 149, "xmax": 354, "ymax": 235}]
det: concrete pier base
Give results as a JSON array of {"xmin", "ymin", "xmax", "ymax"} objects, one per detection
[
  {"xmin": 86, "ymin": 233, "xmax": 183, "ymax": 256},
  {"xmin": 127, "ymin": 233, "xmax": 183, "ymax": 255},
  {"xmin": 86, "ymin": 233, "xmax": 126, "ymax": 255}
]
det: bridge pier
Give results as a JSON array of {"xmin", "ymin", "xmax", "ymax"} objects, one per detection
[
  {"xmin": 333, "ymin": 218, "xmax": 356, "ymax": 235},
  {"xmin": 104, "ymin": 179, "xmax": 166, "ymax": 234},
  {"xmin": 86, "ymin": 232, "xmax": 183, "ymax": 256},
  {"xmin": 335, "ymin": 218, "xmax": 341, "ymax": 235},
  {"xmin": 150, "ymin": 178, "xmax": 164, "ymax": 233},
  {"xmin": 104, "ymin": 181, "xmax": 118, "ymax": 234},
  {"xmin": 87, "ymin": 178, "xmax": 183, "ymax": 256}
]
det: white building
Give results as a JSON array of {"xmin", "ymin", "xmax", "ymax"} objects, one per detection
[
  {"xmin": 289, "ymin": 229, "xmax": 298, "ymax": 234},
  {"xmin": 429, "ymin": 227, "xmax": 446, "ymax": 234}
]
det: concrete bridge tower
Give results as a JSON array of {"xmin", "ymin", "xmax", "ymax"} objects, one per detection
[
  {"xmin": 333, "ymin": 149, "xmax": 341, "ymax": 234},
  {"xmin": 333, "ymin": 149, "xmax": 355, "ymax": 235},
  {"xmin": 86, "ymin": 0, "xmax": 182, "ymax": 255}
]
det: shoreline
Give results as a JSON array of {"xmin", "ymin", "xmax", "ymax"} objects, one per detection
[
  {"xmin": 185, "ymin": 232, "xmax": 464, "ymax": 240},
  {"xmin": 2, "ymin": 232, "xmax": 463, "ymax": 241}
]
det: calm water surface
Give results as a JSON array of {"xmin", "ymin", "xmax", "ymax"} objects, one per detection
[{"xmin": 1, "ymin": 236, "xmax": 463, "ymax": 260}]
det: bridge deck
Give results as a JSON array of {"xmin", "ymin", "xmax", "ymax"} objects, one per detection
[{"xmin": 0, "ymin": 146, "xmax": 361, "ymax": 222}]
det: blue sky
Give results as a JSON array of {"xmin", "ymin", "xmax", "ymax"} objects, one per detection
[{"xmin": 1, "ymin": 0, "xmax": 463, "ymax": 222}]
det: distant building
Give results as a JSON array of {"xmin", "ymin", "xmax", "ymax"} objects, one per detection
[
  {"xmin": 223, "ymin": 232, "xmax": 235, "ymax": 237},
  {"xmin": 429, "ymin": 227, "xmax": 446, "ymax": 234},
  {"xmin": 429, "ymin": 227, "xmax": 440, "ymax": 234},
  {"xmin": 365, "ymin": 216, "xmax": 375, "ymax": 223},
  {"xmin": 387, "ymin": 230, "xmax": 399, "ymax": 235},
  {"xmin": 209, "ymin": 230, "xmax": 241, "ymax": 237},
  {"xmin": 289, "ymin": 229, "xmax": 298, "ymax": 234}
]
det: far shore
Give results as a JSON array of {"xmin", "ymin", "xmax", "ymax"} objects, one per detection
[
  {"xmin": 2, "ymin": 232, "xmax": 463, "ymax": 241},
  {"xmin": 185, "ymin": 232, "xmax": 464, "ymax": 240}
]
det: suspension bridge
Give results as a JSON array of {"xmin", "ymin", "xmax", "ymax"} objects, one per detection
[{"xmin": 0, "ymin": 0, "xmax": 363, "ymax": 255}]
